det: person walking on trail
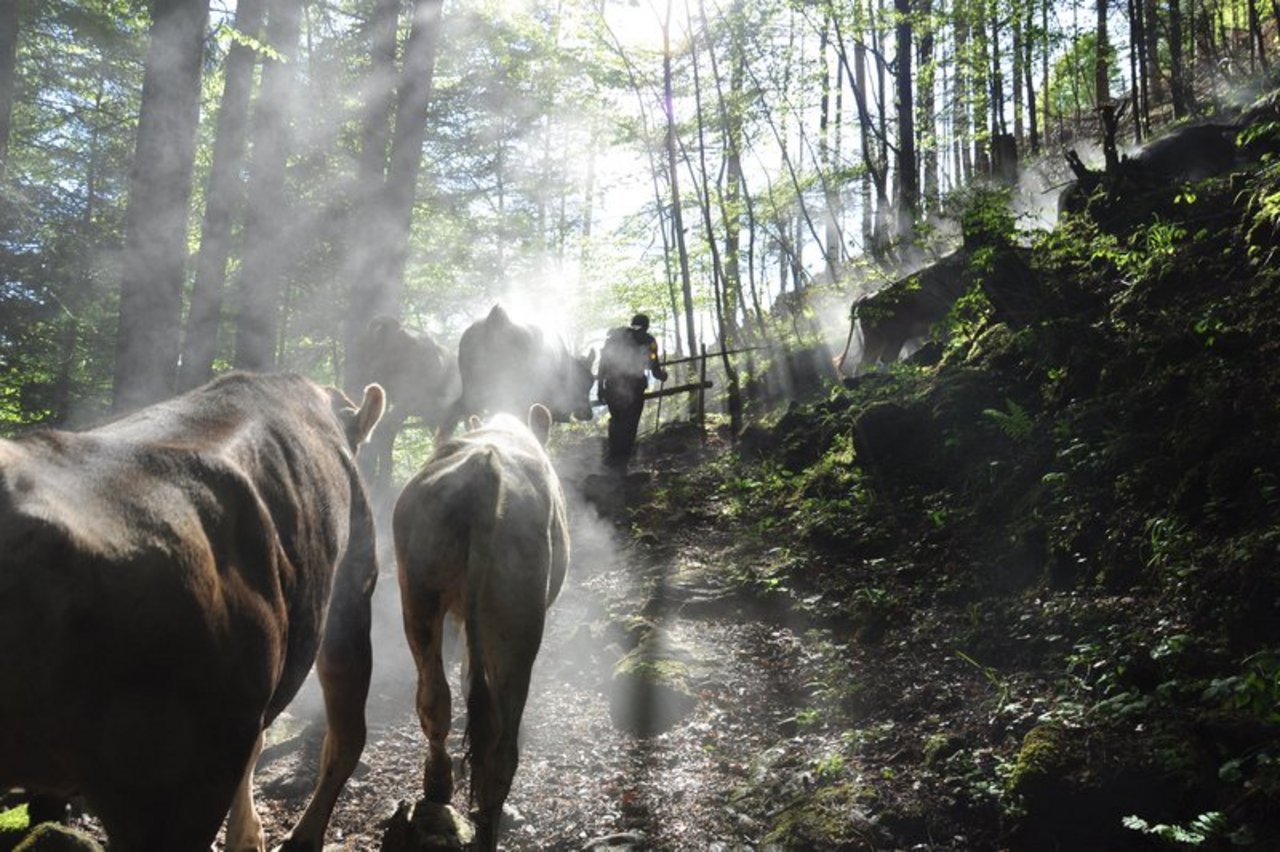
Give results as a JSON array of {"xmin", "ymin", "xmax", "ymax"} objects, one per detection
[{"xmin": 599, "ymin": 313, "xmax": 668, "ymax": 469}]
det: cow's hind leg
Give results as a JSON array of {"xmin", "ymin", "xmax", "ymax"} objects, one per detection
[
  {"xmin": 89, "ymin": 698, "xmax": 256, "ymax": 852},
  {"xmin": 404, "ymin": 591, "xmax": 454, "ymax": 803},
  {"xmin": 281, "ymin": 559, "xmax": 376, "ymax": 851},
  {"xmin": 470, "ymin": 613, "xmax": 542, "ymax": 852},
  {"xmin": 224, "ymin": 731, "xmax": 265, "ymax": 852}
]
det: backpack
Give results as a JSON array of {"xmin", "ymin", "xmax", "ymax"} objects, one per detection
[{"xmin": 600, "ymin": 326, "xmax": 648, "ymax": 381}]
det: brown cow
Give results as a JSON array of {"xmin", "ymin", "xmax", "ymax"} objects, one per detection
[
  {"xmin": 437, "ymin": 305, "xmax": 595, "ymax": 439},
  {"xmin": 359, "ymin": 316, "xmax": 460, "ymax": 490},
  {"xmin": 393, "ymin": 404, "xmax": 568, "ymax": 852},
  {"xmin": 0, "ymin": 372, "xmax": 384, "ymax": 852}
]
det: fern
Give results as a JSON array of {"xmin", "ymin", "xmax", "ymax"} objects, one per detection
[
  {"xmin": 982, "ymin": 399, "xmax": 1034, "ymax": 443},
  {"xmin": 1122, "ymin": 811, "xmax": 1227, "ymax": 846}
]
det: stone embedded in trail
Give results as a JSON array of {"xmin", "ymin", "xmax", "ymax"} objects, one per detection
[
  {"xmin": 608, "ymin": 628, "xmax": 698, "ymax": 735},
  {"xmin": 379, "ymin": 799, "xmax": 475, "ymax": 851}
]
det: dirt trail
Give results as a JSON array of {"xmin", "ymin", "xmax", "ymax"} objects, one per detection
[{"xmin": 250, "ymin": 437, "xmax": 846, "ymax": 850}]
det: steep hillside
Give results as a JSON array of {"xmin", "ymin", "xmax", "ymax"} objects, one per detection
[{"xmin": 626, "ymin": 112, "xmax": 1280, "ymax": 849}]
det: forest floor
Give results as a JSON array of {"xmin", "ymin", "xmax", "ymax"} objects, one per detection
[{"xmin": 229, "ymin": 422, "xmax": 990, "ymax": 851}]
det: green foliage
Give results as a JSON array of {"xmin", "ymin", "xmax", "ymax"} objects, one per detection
[
  {"xmin": 0, "ymin": 804, "xmax": 28, "ymax": 832},
  {"xmin": 941, "ymin": 283, "xmax": 994, "ymax": 357},
  {"xmin": 1045, "ymin": 32, "xmax": 1121, "ymax": 115},
  {"xmin": 1122, "ymin": 811, "xmax": 1229, "ymax": 846},
  {"xmin": 1239, "ymin": 128, "xmax": 1280, "ymax": 265},
  {"xmin": 1117, "ymin": 219, "xmax": 1188, "ymax": 280},
  {"xmin": 1203, "ymin": 651, "xmax": 1280, "ymax": 725},
  {"xmin": 955, "ymin": 185, "xmax": 1018, "ymax": 248},
  {"xmin": 982, "ymin": 398, "xmax": 1034, "ymax": 443}
]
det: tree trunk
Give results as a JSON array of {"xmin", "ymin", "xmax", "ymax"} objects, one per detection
[
  {"xmin": 685, "ymin": 2, "xmax": 740, "ymax": 435},
  {"xmin": 955, "ymin": 2, "xmax": 971, "ymax": 182},
  {"xmin": 895, "ymin": 0, "xmax": 918, "ymax": 237},
  {"xmin": 919, "ymin": 0, "xmax": 938, "ymax": 217},
  {"xmin": 705, "ymin": 0, "xmax": 746, "ymax": 338},
  {"xmin": 662, "ymin": 0, "xmax": 696, "ymax": 359},
  {"xmin": 820, "ymin": 11, "xmax": 839, "ymax": 281},
  {"xmin": 873, "ymin": 0, "xmax": 893, "ymax": 252},
  {"xmin": 178, "ymin": 0, "xmax": 266, "ymax": 390},
  {"xmin": 1012, "ymin": 0, "xmax": 1024, "ymax": 143},
  {"xmin": 1144, "ymin": 0, "xmax": 1162, "ymax": 106},
  {"xmin": 233, "ymin": 0, "xmax": 303, "ymax": 372},
  {"xmin": 1169, "ymin": 0, "xmax": 1189, "ymax": 117},
  {"xmin": 1024, "ymin": 0, "xmax": 1040, "ymax": 153},
  {"xmin": 853, "ymin": 0, "xmax": 874, "ymax": 250},
  {"xmin": 346, "ymin": 0, "xmax": 444, "ymax": 389},
  {"xmin": 1127, "ymin": 0, "xmax": 1143, "ymax": 142},
  {"xmin": 1248, "ymin": 0, "xmax": 1269, "ymax": 71},
  {"xmin": 1131, "ymin": 0, "xmax": 1150, "ymax": 135},
  {"xmin": 112, "ymin": 0, "xmax": 210, "ymax": 413},
  {"xmin": 973, "ymin": 0, "xmax": 990, "ymax": 175},
  {"xmin": 832, "ymin": 3, "xmax": 889, "ymax": 257},
  {"xmin": 0, "ymin": 0, "xmax": 18, "ymax": 178},
  {"xmin": 990, "ymin": 0, "xmax": 1006, "ymax": 137},
  {"xmin": 1095, "ymin": 0, "xmax": 1110, "ymax": 107},
  {"xmin": 339, "ymin": 0, "xmax": 399, "ymax": 390}
]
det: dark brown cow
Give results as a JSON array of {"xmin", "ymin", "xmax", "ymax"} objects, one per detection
[
  {"xmin": 438, "ymin": 305, "xmax": 595, "ymax": 439},
  {"xmin": 394, "ymin": 404, "xmax": 567, "ymax": 852},
  {"xmin": 0, "ymin": 372, "xmax": 384, "ymax": 852},
  {"xmin": 360, "ymin": 316, "xmax": 460, "ymax": 488}
]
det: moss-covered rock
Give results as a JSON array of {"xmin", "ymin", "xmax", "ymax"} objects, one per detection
[
  {"xmin": 763, "ymin": 783, "xmax": 881, "ymax": 850},
  {"xmin": 609, "ymin": 640, "xmax": 697, "ymax": 736},
  {"xmin": 1006, "ymin": 723, "xmax": 1193, "ymax": 851}
]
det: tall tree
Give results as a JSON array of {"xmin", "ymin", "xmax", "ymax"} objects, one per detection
[
  {"xmin": 1130, "ymin": 0, "xmax": 1149, "ymax": 136},
  {"xmin": 896, "ymin": 0, "xmax": 918, "ymax": 235},
  {"xmin": 1168, "ymin": 0, "xmax": 1190, "ymax": 117},
  {"xmin": 112, "ymin": 0, "xmax": 210, "ymax": 413},
  {"xmin": 0, "ymin": 0, "xmax": 18, "ymax": 178},
  {"xmin": 346, "ymin": 0, "xmax": 444, "ymax": 391},
  {"xmin": 662, "ymin": 0, "xmax": 697, "ymax": 360},
  {"xmin": 178, "ymin": 0, "xmax": 266, "ymax": 390},
  {"xmin": 919, "ymin": 0, "xmax": 938, "ymax": 216},
  {"xmin": 1095, "ymin": 0, "xmax": 1110, "ymax": 107},
  {"xmin": 233, "ymin": 0, "xmax": 304, "ymax": 372},
  {"xmin": 1024, "ymin": 0, "xmax": 1040, "ymax": 153}
]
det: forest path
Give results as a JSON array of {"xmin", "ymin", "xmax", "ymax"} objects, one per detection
[{"xmin": 251, "ymin": 430, "xmax": 851, "ymax": 850}]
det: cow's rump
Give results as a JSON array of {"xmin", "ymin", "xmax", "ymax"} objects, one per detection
[{"xmin": 0, "ymin": 372, "xmax": 384, "ymax": 852}]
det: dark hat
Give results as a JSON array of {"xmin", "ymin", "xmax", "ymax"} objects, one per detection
[{"xmin": 630, "ymin": 313, "xmax": 650, "ymax": 330}]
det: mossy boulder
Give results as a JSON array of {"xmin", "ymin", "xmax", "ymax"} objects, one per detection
[
  {"xmin": 1007, "ymin": 723, "xmax": 1192, "ymax": 850},
  {"xmin": 609, "ymin": 642, "xmax": 697, "ymax": 736}
]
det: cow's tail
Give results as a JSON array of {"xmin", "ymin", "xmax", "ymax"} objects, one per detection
[{"xmin": 463, "ymin": 447, "xmax": 504, "ymax": 807}]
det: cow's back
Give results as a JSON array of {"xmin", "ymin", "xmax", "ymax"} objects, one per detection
[
  {"xmin": 448, "ymin": 306, "xmax": 594, "ymax": 432},
  {"xmin": 0, "ymin": 373, "xmax": 369, "ymax": 804},
  {"xmin": 395, "ymin": 413, "xmax": 567, "ymax": 609}
]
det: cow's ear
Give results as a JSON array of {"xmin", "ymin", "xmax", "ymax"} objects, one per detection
[
  {"xmin": 528, "ymin": 403, "xmax": 553, "ymax": 446},
  {"xmin": 467, "ymin": 415, "xmax": 484, "ymax": 432},
  {"xmin": 346, "ymin": 383, "xmax": 386, "ymax": 448}
]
